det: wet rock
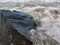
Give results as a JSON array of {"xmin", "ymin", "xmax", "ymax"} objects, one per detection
[{"xmin": 0, "ymin": 10, "xmax": 36, "ymax": 45}]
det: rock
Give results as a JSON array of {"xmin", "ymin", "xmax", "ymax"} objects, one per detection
[{"xmin": 0, "ymin": 10, "xmax": 36, "ymax": 45}]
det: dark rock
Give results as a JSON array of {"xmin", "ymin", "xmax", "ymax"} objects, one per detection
[{"xmin": 0, "ymin": 10, "xmax": 36, "ymax": 45}]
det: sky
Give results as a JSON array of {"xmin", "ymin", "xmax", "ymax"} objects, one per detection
[
  {"xmin": 0, "ymin": 0, "xmax": 59, "ymax": 2},
  {"xmin": 0, "ymin": 0, "xmax": 27, "ymax": 2}
]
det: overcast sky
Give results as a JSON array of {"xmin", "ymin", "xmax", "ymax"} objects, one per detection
[
  {"xmin": 0, "ymin": 0, "xmax": 59, "ymax": 2},
  {"xmin": 0, "ymin": 0, "xmax": 28, "ymax": 2}
]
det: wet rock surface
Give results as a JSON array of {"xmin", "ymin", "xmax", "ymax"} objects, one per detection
[{"xmin": 0, "ymin": 10, "xmax": 36, "ymax": 45}]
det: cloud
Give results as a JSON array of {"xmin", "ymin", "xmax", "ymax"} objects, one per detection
[{"xmin": 0, "ymin": 0, "xmax": 26, "ymax": 2}]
